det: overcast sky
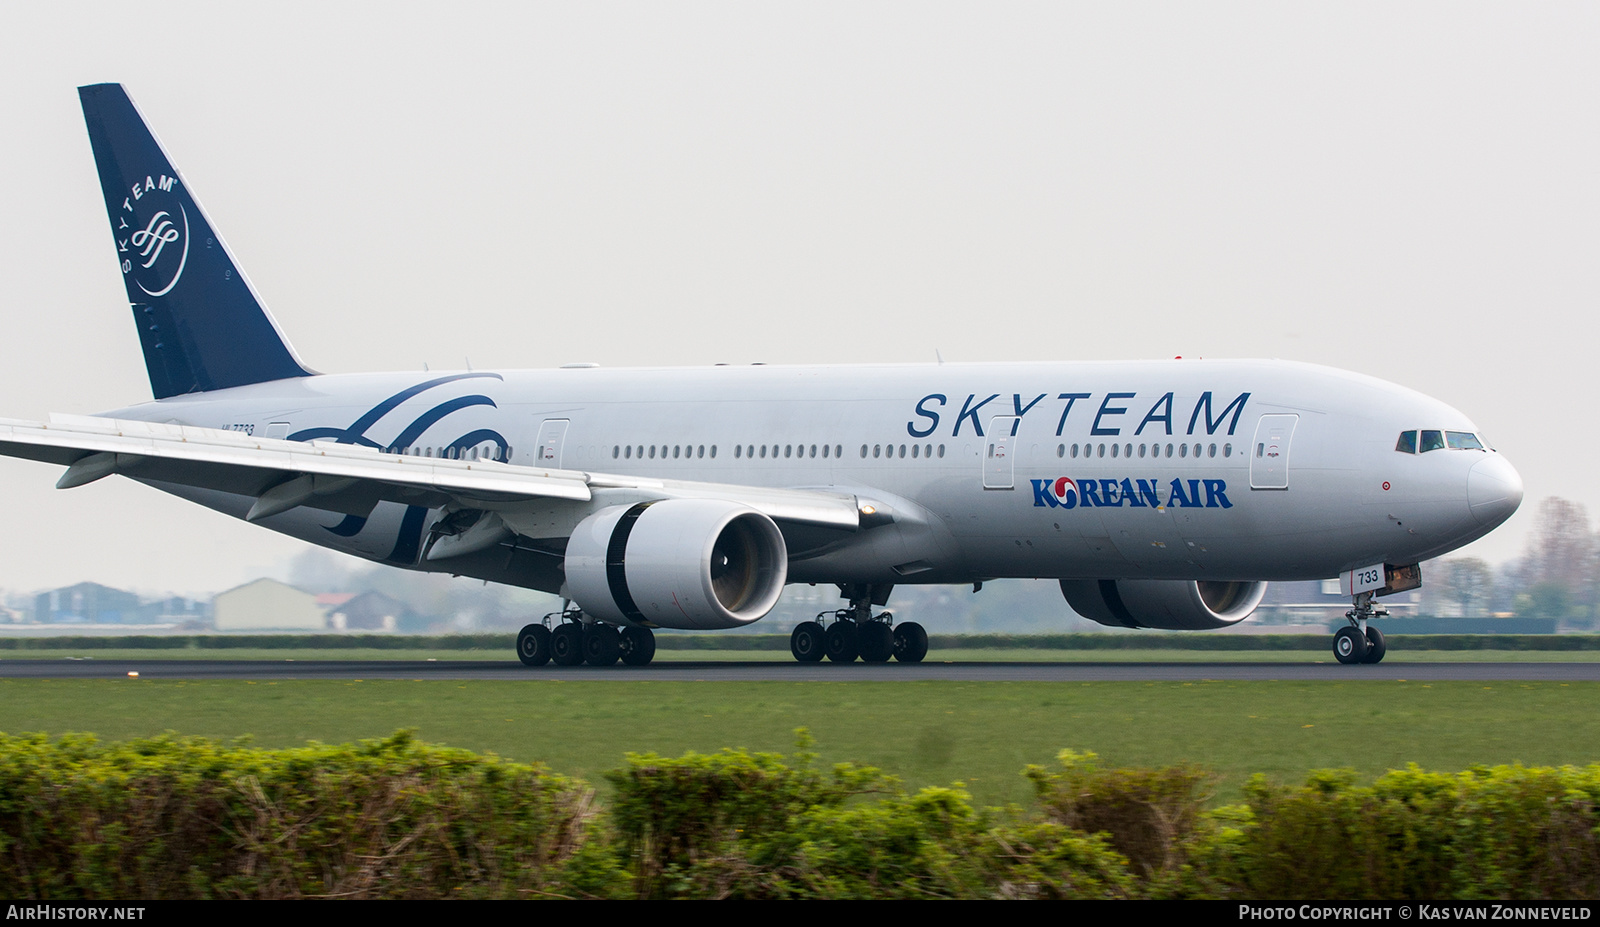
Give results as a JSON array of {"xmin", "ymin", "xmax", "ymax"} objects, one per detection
[{"xmin": 0, "ymin": 3, "xmax": 1594, "ymax": 598}]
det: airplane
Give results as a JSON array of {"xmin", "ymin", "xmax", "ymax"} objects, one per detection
[{"xmin": 0, "ymin": 84, "xmax": 1524, "ymax": 667}]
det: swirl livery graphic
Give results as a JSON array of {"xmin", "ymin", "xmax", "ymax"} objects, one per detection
[{"xmin": 287, "ymin": 373, "xmax": 510, "ymax": 562}]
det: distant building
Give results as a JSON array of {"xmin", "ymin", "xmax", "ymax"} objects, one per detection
[
  {"xmin": 325, "ymin": 591, "xmax": 413, "ymax": 631},
  {"xmin": 138, "ymin": 596, "xmax": 211, "ymax": 626},
  {"xmin": 315, "ymin": 593, "xmax": 357, "ymax": 613},
  {"xmin": 34, "ymin": 582, "xmax": 144, "ymax": 624},
  {"xmin": 213, "ymin": 578, "xmax": 325, "ymax": 631}
]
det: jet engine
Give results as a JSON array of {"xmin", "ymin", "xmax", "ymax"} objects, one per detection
[
  {"xmin": 1059, "ymin": 579, "xmax": 1267, "ymax": 630},
  {"xmin": 564, "ymin": 500, "xmax": 788, "ymax": 630}
]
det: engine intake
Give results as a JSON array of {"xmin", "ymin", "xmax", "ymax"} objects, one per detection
[
  {"xmin": 565, "ymin": 499, "xmax": 788, "ymax": 630},
  {"xmin": 1060, "ymin": 579, "xmax": 1267, "ymax": 630}
]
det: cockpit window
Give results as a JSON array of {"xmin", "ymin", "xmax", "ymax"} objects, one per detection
[{"xmin": 1400, "ymin": 428, "xmax": 1487, "ymax": 454}]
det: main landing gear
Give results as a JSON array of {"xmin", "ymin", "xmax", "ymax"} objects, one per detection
[
  {"xmin": 517, "ymin": 607, "xmax": 657, "ymax": 667},
  {"xmin": 788, "ymin": 589, "xmax": 928, "ymax": 664},
  {"xmin": 1332, "ymin": 591, "xmax": 1388, "ymax": 665}
]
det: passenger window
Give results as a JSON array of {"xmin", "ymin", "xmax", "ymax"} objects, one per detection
[
  {"xmin": 1420, "ymin": 430, "xmax": 1445, "ymax": 453},
  {"xmin": 1446, "ymin": 431, "xmax": 1484, "ymax": 450},
  {"xmin": 1396, "ymin": 431, "xmax": 1417, "ymax": 454}
]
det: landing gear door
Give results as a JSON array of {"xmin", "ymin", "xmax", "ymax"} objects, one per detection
[
  {"xmin": 1250, "ymin": 414, "xmax": 1297, "ymax": 490},
  {"xmin": 983, "ymin": 415, "xmax": 1019, "ymax": 490},
  {"xmin": 534, "ymin": 418, "xmax": 570, "ymax": 469}
]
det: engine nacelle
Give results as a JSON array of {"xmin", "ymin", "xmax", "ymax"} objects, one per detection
[
  {"xmin": 1060, "ymin": 579, "xmax": 1267, "ymax": 630},
  {"xmin": 565, "ymin": 500, "xmax": 788, "ymax": 630}
]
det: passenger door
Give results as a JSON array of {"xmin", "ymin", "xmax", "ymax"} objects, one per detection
[
  {"xmin": 983, "ymin": 415, "xmax": 1019, "ymax": 490},
  {"xmin": 1249, "ymin": 414, "xmax": 1297, "ymax": 490},
  {"xmin": 534, "ymin": 418, "xmax": 570, "ymax": 468}
]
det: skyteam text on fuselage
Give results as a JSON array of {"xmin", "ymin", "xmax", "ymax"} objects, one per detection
[{"xmin": 0, "ymin": 84, "xmax": 1525, "ymax": 667}]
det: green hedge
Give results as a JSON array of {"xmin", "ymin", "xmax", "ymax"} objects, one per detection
[
  {"xmin": 602, "ymin": 732, "xmax": 1133, "ymax": 899},
  {"xmin": 1222, "ymin": 764, "xmax": 1600, "ymax": 899},
  {"xmin": 0, "ymin": 731, "xmax": 611, "ymax": 899},
  {"xmin": 2, "ymin": 732, "xmax": 1600, "ymax": 899}
]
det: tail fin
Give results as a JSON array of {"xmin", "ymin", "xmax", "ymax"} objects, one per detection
[{"xmin": 79, "ymin": 84, "xmax": 314, "ymax": 399}]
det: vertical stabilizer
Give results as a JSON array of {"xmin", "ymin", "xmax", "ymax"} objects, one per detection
[{"xmin": 79, "ymin": 83, "xmax": 314, "ymax": 399}]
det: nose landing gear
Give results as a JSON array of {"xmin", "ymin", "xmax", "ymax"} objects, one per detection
[{"xmin": 1334, "ymin": 592, "xmax": 1388, "ymax": 665}]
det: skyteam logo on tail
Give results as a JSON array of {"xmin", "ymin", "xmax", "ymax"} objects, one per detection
[{"xmin": 117, "ymin": 174, "xmax": 189, "ymax": 297}]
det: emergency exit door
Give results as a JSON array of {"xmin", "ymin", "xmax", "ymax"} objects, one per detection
[
  {"xmin": 534, "ymin": 418, "xmax": 569, "ymax": 468},
  {"xmin": 983, "ymin": 415, "xmax": 1019, "ymax": 490},
  {"xmin": 1250, "ymin": 414, "xmax": 1297, "ymax": 490}
]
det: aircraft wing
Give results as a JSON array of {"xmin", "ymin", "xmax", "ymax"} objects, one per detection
[{"xmin": 0, "ymin": 414, "xmax": 863, "ymax": 532}]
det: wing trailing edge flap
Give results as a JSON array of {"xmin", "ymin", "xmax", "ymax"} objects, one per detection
[{"xmin": 0, "ymin": 414, "xmax": 862, "ymax": 534}]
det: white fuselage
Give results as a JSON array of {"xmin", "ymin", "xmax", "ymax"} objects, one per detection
[{"xmin": 103, "ymin": 356, "xmax": 1520, "ymax": 596}]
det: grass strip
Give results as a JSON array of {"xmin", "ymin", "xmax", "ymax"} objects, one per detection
[{"xmin": 3, "ymin": 677, "xmax": 1596, "ymax": 809}]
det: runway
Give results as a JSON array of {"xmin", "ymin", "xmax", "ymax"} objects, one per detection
[{"xmin": 0, "ymin": 659, "xmax": 1596, "ymax": 682}]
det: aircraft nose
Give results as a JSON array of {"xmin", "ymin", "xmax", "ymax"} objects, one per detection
[{"xmin": 1468, "ymin": 455, "xmax": 1523, "ymax": 527}]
